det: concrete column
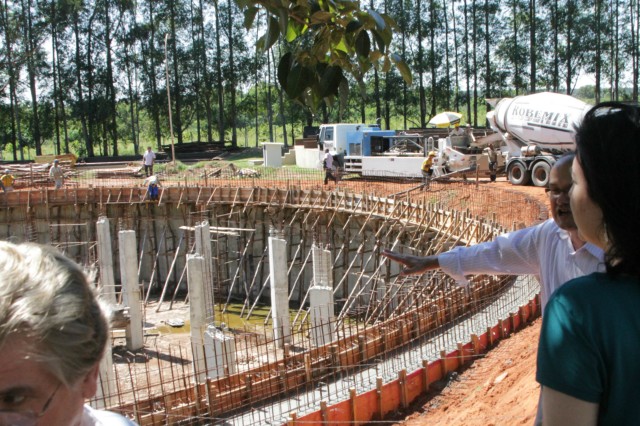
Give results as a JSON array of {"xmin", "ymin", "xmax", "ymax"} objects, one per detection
[
  {"xmin": 95, "ymin": 345, "xmax": 117, "ymax": 408},
  {"xmin": 187, "ymin": 254, "xmax": 207, "ymax": 383},
  {"xmin": 310, "ymin": 245, "xmax": 335, "ymax": 346},
  {"xmin": 195, "ymin": 221, "xmax": 214, "ymax": 319},
  {"xmin": 268, "ymin": 235, "xmax": 291, "ymax": 348},
  {"xmin": 96, "ymin": 217, "xmax": 117, "ymax": 305},
  {"xmin": 312, "ymin": 246, "xmax": 333, "ymax": 287},
  {"xmin": 309, "ymin": 286, "xmax": 335, "ymax": 346},
  {"xmin": 204, "ymin": 325, "xmax": 237, "ymax": 379},
  {"xmin": 118, "ymin": 230, "xmax": 144, "ymax": 351}
]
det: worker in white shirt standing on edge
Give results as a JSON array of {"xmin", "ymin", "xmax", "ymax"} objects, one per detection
[
  {"xmin": 142, "ymin": 146, "xmax": 156, "ymax": 177},
  {"xmin": 49, "ymin": 159, "xmax": 64, "ymax": 189}
]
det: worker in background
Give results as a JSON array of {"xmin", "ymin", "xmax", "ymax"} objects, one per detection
[
  {"xmin": 449, "ymin": 123, "xmax": 465, "ymax": 137},
  {"xmin": 464, "ymin": 124, "xmax": 476, "ymax": 144},
  {"xmin": 323, "ymin": 149, "xmax": 337, "ymax": 185},
  {"xmin": 142, "ymin": 146, "xmax": 156, "ymax": 177},
  {"xmin": 144, "ymin": 175, "xmax": 161, "ymax": 201},
  {"xmin": 485, "ymin": 143, "xmax": 498, "ymax": 182},
  {"xmin": 49, "ymin": 159, "xmax": 64, "ymax": 189},
  {"xmin": 1, "ymin": 169, "xmax": 15, "ymax": 192},
  {"xmin": 421, "ymin": 151, "xmax": 436, "ymax": 190}
]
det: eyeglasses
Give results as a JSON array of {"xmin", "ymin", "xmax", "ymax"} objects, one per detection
[
  {"xmin": 0, "ymin": 383, "xmax": 61, "ymax": 426},
  {"xmin": 545, "ymin": 187, "xmax": 570, "ymax": 198}
]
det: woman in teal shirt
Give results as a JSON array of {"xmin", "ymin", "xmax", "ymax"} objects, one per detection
[{"xmin": 536, "ymin": 102, "xmax": 640, "ymax": 425}]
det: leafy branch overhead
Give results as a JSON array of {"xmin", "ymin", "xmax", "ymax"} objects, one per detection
[{"xmin": 236, "ymin": 0, "xmax": 412, "ymax": 110}]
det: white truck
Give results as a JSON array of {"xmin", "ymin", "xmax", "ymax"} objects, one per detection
[
  {"xmin": 486, "ymin": 92, "xmax": 592, "ymax": 187},
  {"xmin": 317, "ymin": 123, "xmax": 434, "ymax": 177}
]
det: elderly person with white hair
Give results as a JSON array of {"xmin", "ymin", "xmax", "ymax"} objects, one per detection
[{"xmin": 0, "ymin": 241, "xmax": 137, "ymax": 425}]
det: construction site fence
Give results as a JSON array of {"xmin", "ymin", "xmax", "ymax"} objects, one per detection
[{"xmin": 14, "ymin": 166, "xmax": 548, "ymax": 231}]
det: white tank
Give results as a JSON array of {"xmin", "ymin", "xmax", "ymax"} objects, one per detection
[{"xmin": 491, "ymin": 92, "xmax": 592, "ymax": 152}]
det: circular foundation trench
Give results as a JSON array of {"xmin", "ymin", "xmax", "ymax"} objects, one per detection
[{"xmin": 0, "ymin": 182, "xmax": 546, "ymax": 425}]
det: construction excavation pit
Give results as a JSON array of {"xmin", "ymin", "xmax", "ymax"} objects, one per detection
[{"xmin": 0, "ymin": 175, "xmax": 547, "ymax": 425}]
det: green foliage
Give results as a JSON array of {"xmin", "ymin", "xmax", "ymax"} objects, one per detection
[{"xmin": 239, "ymin": 0, "xmax": 412, "ymax": 111}]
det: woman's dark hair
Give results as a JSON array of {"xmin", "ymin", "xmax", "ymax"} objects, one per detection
[{"xmin": 575, "ymin": 101, "xmax": 640, "ymax": 276}]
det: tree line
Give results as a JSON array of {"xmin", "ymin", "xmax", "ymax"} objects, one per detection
[{"xmin": 1, "ymin": 0, "xmax": 639, "ymax": 161}]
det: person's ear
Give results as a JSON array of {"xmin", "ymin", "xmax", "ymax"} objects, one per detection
[{"xmin": 81, "ymin": 363, "xmax": 100, "ymax": 399}]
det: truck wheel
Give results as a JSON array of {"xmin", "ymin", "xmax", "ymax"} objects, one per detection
[
  {"xmin": 508, "ymin": 162, "xmax": 531, "ymax": 186},
  {"xmin": 531, "ymin": 162, "xmax": 552, "ymax": 187}
]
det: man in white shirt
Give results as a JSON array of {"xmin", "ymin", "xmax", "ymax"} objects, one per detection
[
  {"xmin": 449, "ymin": 124, "xmax": 465, "ymax": 137},
  {"xmin": 382, "ymin": 153, "xmax": 604, "ymax": 312},
  {"xmin": 323, "ymin": 149, "xmax": 337, "ymax": 185},
  {"xmin": 142, "ymin": 146, "xmax": 156, "ymax": 177}
]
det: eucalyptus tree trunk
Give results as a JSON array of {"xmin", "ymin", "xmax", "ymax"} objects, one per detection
[
  {"xmin": 452, "ymin": 1, "xmax": 460, "ymax": 112},
  {"xmin": 484, "ymin": 0, "xmax": 491, "ymax": 99},
  {"xmin": 442, "ymin": 0, "xmax": 451, "ymax": 110},
  {"xmin": 144, "ymin": 0, "xmax": 162, "ymax": 150},
  {"xmin": 417, "ymin": 0, "xmax": 426, "ymax": 126},
  {"xmin": 463, "ymin": 0, "xmax": 471, "ymax": 122},
  {"xmin": 227, "ymin": 0, "xmax": 238, "ymax": 147},
  {"xmin": 371, "ymin": 0, "xmax": 381, "ymax": 122},
  {"xmin": 400, "ymin": 0, "xmax": 408, "ymax": 128},
  {"xmin": 1, "ymin": 0, "xmax": 19, "ymax": 160},
  {"xmin": 552, "ymin": 0, "xmax": 559, "ymax": 92},
  {"xmin": 594, "ymin": 0, "xmax": 602, "ymax": 103},
  {"xmin": 530, "ymin": 0, "xmax": 536, "ymax": 93},
  {"xmin": 169, "ymin": 0, "xmax": 184, "ymax": 144},
  {"xmin": 472, "ymin": 0, "xmax": 478, "ymax": 126},
  {"xmin": 104, "ymin": 0, "xmax": 118, "ymax": 155},
  {"xmin": 428, "ymin": 0, "xmax": 437, "ymax": 118},
  {"xmin": 213, "ymin": 0, "xmax": 224, "ymax": 143},
  {"xmin": 189, "ymin": 0, "xmax": 203, "ymax": 143},
  {"xmin": 632, "ymin": 0, "xmax": 639, "ymax": 100},
  {"xmin": 72, "ymin": 8, "xmax": 92, "ymax": 156},
  {"xmin": 512, "ymin": 0, "xmax": 519, "ymax": 95},
  {"xmin": 198, "ymin": 0, "xmax": 213, "ymax": 143},
  {"xmin": 22, "ymin": 0, "xmax": 43, "ymax": 155},
  {"xmin": 267, "ymin": 50, "xmax": 274, "ymax": 142}
]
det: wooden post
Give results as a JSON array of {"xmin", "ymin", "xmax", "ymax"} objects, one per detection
[
  {"xmin": 440, "ymin": 350, "xmax": 448, "ymax": 377},
  {"xmin": 329, "ymin": 345, "xmax": 340, "ymax": 369},
  {"xmin": 471, "ymin": 334, "xmax": 481, "ymax": 358},
  {"xmin": 487, "ymin": 326, "xmax": 494, "ymax": 346},
  {"xmin": 358, "ymin": 336, "xmax": 366, "ymax": 362},
  {"xmin": 320, "ymin": 401, "xmax": 328, "ymax": 425},
  {"xmin": 304, "ymin": 354, "xmax": 312, "ymax": 383},
  {"xmin": 376, "ymin": 377, "xmax": 383, "ymax": 419},
  {"xmin": 457, "ymin": 342, "xmax": 465, "ymax": 365},
  {"xmin": 349, "ymin": 387, "xmax": 357, "ymax": 424},
  {"xmin": 399, "ymin": 369, "xmax": 408, "ymax": 409},
  {"xmin": 498, "ymin": 319, "xmax": 506, "ymax": 338},
  {"xmin": 288, "ymin": 412, "xmax": 297, "ymax": 426},
  {"xmin": 245, "ymin": 374, "xmax": 252, "ymax": 401},
  {"xmin": 422, "ymin": 360, "xmax": 429, "ymax": 391}
]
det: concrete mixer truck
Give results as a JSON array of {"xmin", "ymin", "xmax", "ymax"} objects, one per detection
[{"xmin": 486, "ymin": 92, "xmax": 592, "ymax": 187}]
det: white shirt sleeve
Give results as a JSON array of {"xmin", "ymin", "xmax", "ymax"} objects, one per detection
[{"xmin": 437, "ymin": 221, "xmax": 545, "ymax": 285}]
